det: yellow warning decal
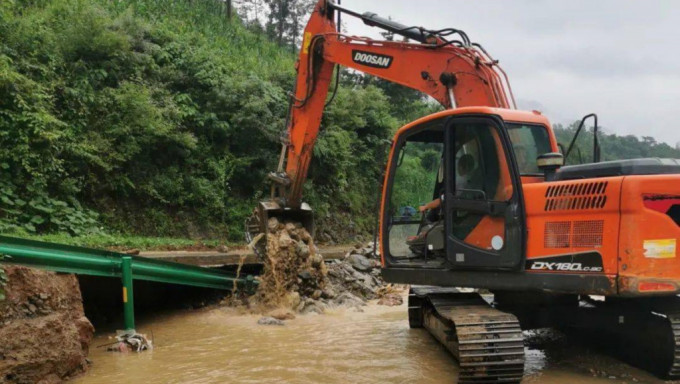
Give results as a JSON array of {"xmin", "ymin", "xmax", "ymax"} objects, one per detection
[
  {"xmin": 303, "ymin": 32, "xmax": 312, "ymax": 55},
  {"xmin": 123, "ymin": 287, "xmax": 128, "ymax": 303},
  {"xmin": 644, "ymin": 239, "xmax": 676, "ymax": 259}
]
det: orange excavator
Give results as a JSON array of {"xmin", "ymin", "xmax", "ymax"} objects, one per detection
[{"xmin": 247, "ymin": 1, "xmax": 680, "ymax": 382}]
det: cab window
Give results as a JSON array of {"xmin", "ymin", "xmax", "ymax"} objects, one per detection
[
  {"xmin": 387, "ymin": 119, "xmax": 445, "ymax": 258},
  {"xmin": 506, "ymin": 123, "xmax": 552, "ymax": 175}
]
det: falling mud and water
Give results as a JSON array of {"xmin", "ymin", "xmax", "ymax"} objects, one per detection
[
  {"xmin": 234, "ymin": 219, "xmax": 388, "ymax": 317},
  {"xmin": 251, "ymin": 219, "xmax": 327, "ymax": 311}
]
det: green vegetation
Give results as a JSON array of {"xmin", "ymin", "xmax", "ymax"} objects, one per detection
[
  {"xmin": 6, "ymin": 232, "xmax": 223, "ymax": 250},
  {"xmin": 553, "ymin": 122, "xmax": 680, "ymax": 165},
  {"xmin": 0, "ymin": 0, "xmax": 413, "ymax": 244},
  {"xmin": 1, "ymin": 0, "xmax": 293, "ymax": 240},
  {"xmin": 2, "ymin": 0, "xmax": 679, "ymax": 249},
  {"xmin": 389, "ymin": 142, "xmax": 442, "ymax": 217}
]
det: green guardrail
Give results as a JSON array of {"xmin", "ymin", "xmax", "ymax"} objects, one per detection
[{"xmin": 0, "ymin": 236, "xmax": 257, "ymax": 331}]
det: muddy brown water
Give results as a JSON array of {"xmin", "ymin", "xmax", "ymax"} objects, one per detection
[{"xmin": 74, "ymin": 298, "xmax": 678, "ymax": 384}]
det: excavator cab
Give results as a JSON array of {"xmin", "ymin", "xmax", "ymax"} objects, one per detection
[{"xmin": 382, "ymin": 110, "xmax": 527, "ymax": 272}]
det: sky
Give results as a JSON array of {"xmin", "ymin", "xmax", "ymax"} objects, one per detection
[{"xmin": 339, "ymin": 0, "xmax": 680, "ymax": 146}]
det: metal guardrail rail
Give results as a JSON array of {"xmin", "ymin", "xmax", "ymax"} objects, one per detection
[{"xmin": 0, "ymin": 235, "xmax": 257, "ymax": 331}]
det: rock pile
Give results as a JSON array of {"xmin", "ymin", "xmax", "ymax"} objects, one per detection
[{"xmin": 329, "ymin": 243, "xmax": 403, "ymax": 306}]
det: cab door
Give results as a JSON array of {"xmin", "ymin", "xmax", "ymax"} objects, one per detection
[{"xmin": 444, "ymin": 116, "xmax": 525, "ymax": 270}]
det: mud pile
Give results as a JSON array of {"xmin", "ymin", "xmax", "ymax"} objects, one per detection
[
  {"xmin": 0, "ymin": 266, "xmax": 94, "ymax": 383},
  {"xmin": 251, "ymin": 223, "xmax": 402, "ymax": 316}
]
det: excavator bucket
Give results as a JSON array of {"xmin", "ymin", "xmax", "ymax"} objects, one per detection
[{"xmin": 245, "ymin": 200, "xmax": 314, "ymax": 259}]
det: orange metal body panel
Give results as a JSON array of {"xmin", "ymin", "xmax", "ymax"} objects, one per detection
[
  {"xmin": 391, "ymin": 107, "xmax": 553, "ymax": 139},
  {"xmin": 321, "ymin": 36, "xmax": 508, "ymax": 108},
  {"xmin": 522, "ymin": 177, "xmax": 623, "ymax": 276},
  {"xmin": 618, "ymin": 175, "xmax": 680, "ymax": 295},
  {"xmin": 520, "ymin": 176, "xmax": 546, "ymax": 184},
  {"xmin": 464, "ymin": 216, "xmax": 505, "ymax": 249}
]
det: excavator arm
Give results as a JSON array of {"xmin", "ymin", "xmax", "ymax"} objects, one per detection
[{"xmin": 247, "ymin": 0, "xmax": 517, "ymax": 250}]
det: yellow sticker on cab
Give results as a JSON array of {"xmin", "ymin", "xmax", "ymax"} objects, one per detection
[{"xmin": 644, "ymin": 239, "xmax": 677, "ymax": 259}]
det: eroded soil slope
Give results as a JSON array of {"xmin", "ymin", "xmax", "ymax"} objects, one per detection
[{"xmin": 0, "ymin": 266, "xmax": 94, "ymax": 384}]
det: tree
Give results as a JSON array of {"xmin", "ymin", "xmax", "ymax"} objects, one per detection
[
  {"xmin": 235, "ymin": 0, "xmax": 266, "ymax": 26},
  {"xmin": 642, "ymin": 136, "xmax": 657, "ymax": 147},
  {"xmin": 264, "ymin": 0, "xmax": 314, "ymax": 47}
]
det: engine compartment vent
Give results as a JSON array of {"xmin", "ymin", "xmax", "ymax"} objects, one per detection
[
  {"xmin": 544, "ymin": 221, "xmax": 571, "ymax": 248},
  {"xmin": 544, "ymin": 220, "xmax": 604, "ymax": 249},
  {"xmin": 544, "ymin": 181, "xmax": 608, "ymax": 211}
]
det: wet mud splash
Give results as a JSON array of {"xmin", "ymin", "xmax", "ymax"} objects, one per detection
[
  {"xmin": 239, "ymin": 218, "xmax": 399, "ymax": 316},
  {"xmin": 253, "ymin": 218, "xmax": 327, "ymax": 311}
]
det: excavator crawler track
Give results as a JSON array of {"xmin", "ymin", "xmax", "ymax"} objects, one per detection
[
  {"xmin": 666, "ymin": 313, "xmax": 680, "ymax": 378},
  {"xmin": 410, "ymin": 287, "xmax": 525, "ymax": 383},
  {"xmin": 549, "ymin": 296, "xmax": 680, "ymax": 380},
  {"xmin": 625, "ymin": 304, "xmax": 680, "ymax": 379}
]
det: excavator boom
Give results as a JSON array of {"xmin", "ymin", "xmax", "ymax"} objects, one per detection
[
  {"xmin": 247, "ymin": 0, "xmax": 522, "ymax": 250},
  {"xmin": 280, "ymin": 0, "xmax": 517, "ymax": 208}
]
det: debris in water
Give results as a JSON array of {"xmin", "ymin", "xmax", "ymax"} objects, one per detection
[
  {"xmin": 257, "ymin": 316, "xmax": 285, "ymax": 326},
  {"xmin": 268, "ymin": 308, "xmax": 296, "ymax": 320},
  {"xmin": 106, "ymin": 331, "xmax": 153, "ymax": 353}
]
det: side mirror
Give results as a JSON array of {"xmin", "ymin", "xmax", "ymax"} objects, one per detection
[{"xmin": 537, "ymin": 152, "xmax": 564, "ymax": 181}]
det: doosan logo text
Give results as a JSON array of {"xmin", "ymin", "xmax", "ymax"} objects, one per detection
[{"xmin": 352, "ymin": 50, "xmax": 393, "ymax": 68}]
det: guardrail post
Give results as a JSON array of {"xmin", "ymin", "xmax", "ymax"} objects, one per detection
[
  {"xmin": 121, "ymin": 256, "xmax": 135, "ymax": 332},
  {"xmin": 246, "ymin": 275, "xmax": 254, "ymax": 293}
]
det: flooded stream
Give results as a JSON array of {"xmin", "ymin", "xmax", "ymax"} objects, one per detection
[{"xmin": 74, "ymin": 298, "xmax": 677, "ymax": 384}]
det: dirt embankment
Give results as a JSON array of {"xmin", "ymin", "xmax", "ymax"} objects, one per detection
[{"xmin": 0, "ymin": 266, "xmax": 94, "ymax": 384}]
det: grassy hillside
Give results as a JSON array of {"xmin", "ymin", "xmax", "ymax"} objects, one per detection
[{"xmin": 0, "ymin": 0, "xmax": 400, "ymax": 243}]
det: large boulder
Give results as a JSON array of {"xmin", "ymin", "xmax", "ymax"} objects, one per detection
[{"xmin": 345, "ymin": 254, "xmax": 375, "ymax": 272}]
